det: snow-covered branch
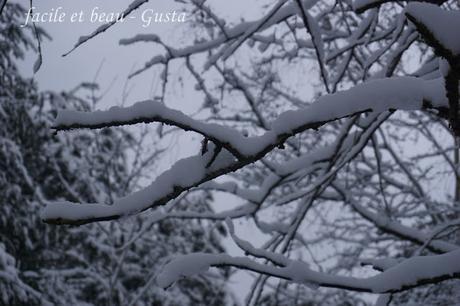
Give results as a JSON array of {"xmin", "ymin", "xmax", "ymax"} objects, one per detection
[
  {"xmin": 43, "ymin": 77, "xmax": 449, "ymax": 225},
  {"xmin": 157, "ymin": 248, "xmax": 460, "ymax": 293}
]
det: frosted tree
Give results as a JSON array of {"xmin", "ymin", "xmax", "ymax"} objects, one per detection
[
  {"xmin": 0, "ymin": 3, "xmax": 229, "ymax": 305},
  {"xmin": 42, "ymin": 0, "xmax": 460, "ymax": 305}
]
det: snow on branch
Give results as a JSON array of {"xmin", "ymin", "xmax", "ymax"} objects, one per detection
[
  {"xmin": 63, "ymin": 0, "xmax": 149, "ymax": 56},
  {"xmin": 54, "ymin": 77, "xmax": 448, "ymax": 156},
  {"xmin": 406, "ymin": 3, "xmax": 460, "ymax": 60},
  {"xmin": 347, "ymin": 195, "xmax": 459, "ymax": 254},
  {"xmin": 53, "ymin": 101, "xmax": 247, "ymax": 159},
  {"xmin": 119, "ymin": 0, "xmax": 318, "ymax": 76},
  {"xmin": 295, "ymin": 0, "xmax": 329, "ymax": 92},
  {"xmin": 43, "ymin": 77, "xmax": 449, "ymax": 225},
  {"xmin": 406, "ymin": 4, "xmax": 460, "ymax": 136},
  {"xmin": 42, "ymin": 144, "xmax": 238, "ymax": 225},
  {"xmin": 157, "ymin": 248, "xmax": 460, "ymax": 293},
  {"xmin": 219, "ymin": 0, "xmax": 288, "ymax": 62},
  {"xmin": 353, "ymin": 0, "xmax": 445, "ymax": 14},
  {"xmin": 225, "ymin": 218, "xmax": 290, "ymax": 266}
]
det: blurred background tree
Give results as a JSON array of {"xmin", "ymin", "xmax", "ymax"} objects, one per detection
[{"xmin": 0, "ymin": 3, "xmax": 231, "ymax": 305}]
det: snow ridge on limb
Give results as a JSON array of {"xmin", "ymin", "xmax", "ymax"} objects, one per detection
[
  {"xmin": 353, "ymin": 0, "xmax": 445, "ymax": 14},
  {"xmin": 345, "ymin": 194, "xmax": 459, "ymax": 254},
  {"xmin": 43, "ymin": 77, "xmax": 448, "ymax": 225},
  {"xmin": 54, "ymin": 101, "xmax": 248, "ymax": 159},
  {"xmin": 219, "ymin": 0, "xmax": 288, "ymax": 62},
  {"xmin": 295, "ymin": 0, "xmax": 329, "ymax": 92},
  {"xmin": 63, "ymin": 0, "xmax": 149, "ymax": 57},
  {"xmin": 406, "ymin": 4, "xmax": 460, "ymax": 136},
  {"xmin": 54, "ymin": 77, "xmax": 448, "ymax": 154},
  {"xmin": 42, "ymin": 144, "xmax": 238, "ymax": 225},
  {"xmin": 157, "ymin": 248, "xmax": 460, "ymax": 293},
  {"xmin": 119, "ymin": 0, "xmax": 318, "ymax": 76},
  {"xmin": 405, "ymin": 3, "xmax": 460, "ymax": 60}
]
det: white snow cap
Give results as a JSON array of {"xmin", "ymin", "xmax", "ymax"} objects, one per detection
[{"xmin": 406, "ymin": 3, "xmax": 460, "ymax": 57}]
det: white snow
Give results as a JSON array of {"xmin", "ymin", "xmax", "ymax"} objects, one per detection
[
  {"xmin": 64, "ymin": 0, "xmax": 149, "ymax": 56},
  {"xmin": 352, "ymin": 0, "xmax": 380, "ymax": 12},
  {"xmin": 270, "ymin": 77, "xmax": 427, "ymax": 134},
  {"xmin": 156, "ymin": 249, "xmax": 460, "ymax": 293},
  {"xmin": 406, "ymin": 3, "xmax": 460, "ymax": 56},
  {"xmin": 157, "ymin": 253, "xmax": 228, "ymax": 288},
  {"xmin": 45, "ymin": 76, "xmax": 449, "ymax": 224}
]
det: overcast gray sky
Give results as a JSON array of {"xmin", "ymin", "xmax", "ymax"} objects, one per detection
[{"xmin": 19, "ymin": 0, "xmax": 263, "ymax": 106}]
